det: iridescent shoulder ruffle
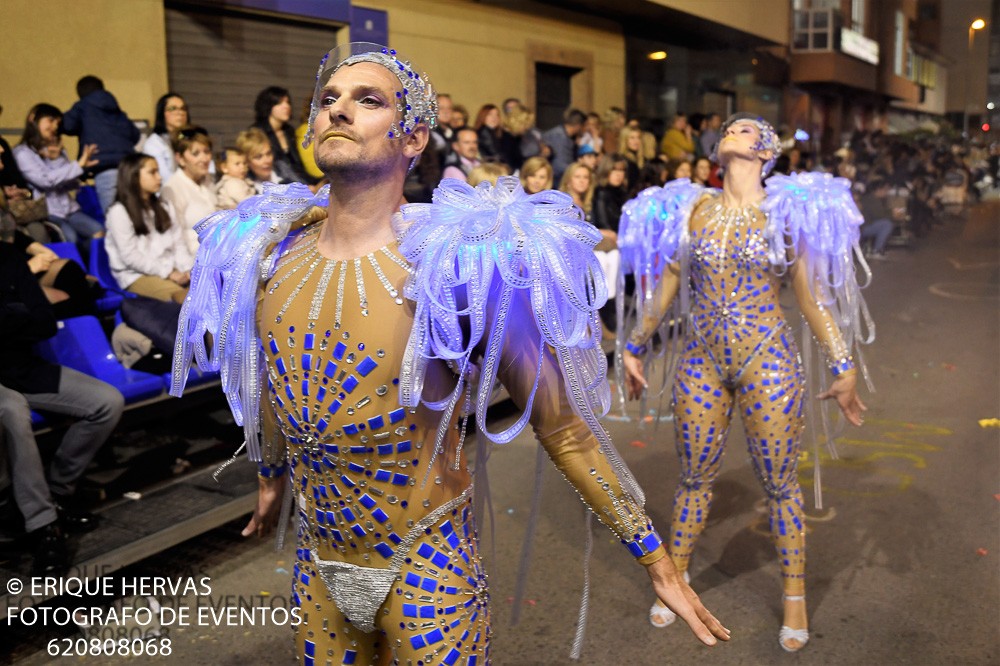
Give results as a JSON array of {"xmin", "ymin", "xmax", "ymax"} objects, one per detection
[{"xmin": 171, "ymin": 182, "xmax": 329, "ymax": 460}]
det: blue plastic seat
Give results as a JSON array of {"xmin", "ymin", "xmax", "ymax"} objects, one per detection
[
  {"xmin": 48, "ymin": 241, "xmax": 122, "ymax": 313},
  {"xmin": 34, "ymin": 315, "xmax": 165, "ymax": 404},
  {"xmin": 76, "ymin": 185, "xmax": 105, "ymax": 223},
  {"xmin": 30, "ymin": 410, "xmax": 47, "ymax": 429},
  {"xmin": 88, "ymin": 237, "xmax": 120, "ymax": 295}
]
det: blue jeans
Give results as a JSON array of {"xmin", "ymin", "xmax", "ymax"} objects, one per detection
[
  {"xmin": 49, "ymin": 211, "xmax": 105, "ymax": 245},
  {"xmin": 860, "ymin": 218, "xmax": 894, "ymax": 254},
  {"xmin": 93, "ymin": 169, "xmax": 119, "ymax": 213}
]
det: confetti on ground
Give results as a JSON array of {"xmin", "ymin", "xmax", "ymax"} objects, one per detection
[
  {"xmin": 976, "ymin": 548, "xmax": 988, "ymax": 556},
  {"xmin": 630, "ymin": 440, "xmax": 647, "ymax": 448},
  {"xmin": 942, "ymin": 363, "xmax": 956, "ymax": 371},
  {"xmin": 994, "ymin": 494, "xmax": 1000, "ymax": 502},
  {"xmin": 643, "ymin": 415, "xmax": 654, "ymax": 423},
  {"xmin": 506, "ymin": 597, "xmax": 514, "ymax": 603},
  {"xmin": 260, "ymin": 591, "xmax": 271, "ymax": 596},
  {"xmin": 276, "ymin": 567, "xmax": 289, "ymax": 575},
  {"xmin": 506, "ymin": 508, "xmax": 515, "ymax": 514},
  {"xmin": 526, "ymin": 599, "xmax": 537, "ymax": 606},
  {"xmin": 913, "ymin": 373, "xmax": 919, "ymax": 378},
  {"xmin": 979, "ymin": 418, "xmax": 1000, "ymax": 428}
]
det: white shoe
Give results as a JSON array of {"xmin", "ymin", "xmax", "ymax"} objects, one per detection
[
  {"xmin": 648, "ymin": 569, "xmax": 690, "ymax": 628},
  {"xmin": 778, "ymin": 594, "xmax": 809, "ymax": 652}
]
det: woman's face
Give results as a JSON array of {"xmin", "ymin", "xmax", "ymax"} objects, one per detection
[
  {"xmin": 693, "ymin": 158, "xmax": 711, "ymax": 183},
  {"xmin": 163, "ymin": 96, "xmax": 188, "ymax": 132},
  {"xmin": 37, "ymin": 116, "xmax": 60, "ymax": 142},
  {"xmin": 177, "ymin": 140, "xmax": 212, "ymax": 182},
  {"xmin": 569, "ymin": 167, "xmax": 591, "ymax": 196},
  {"xmin": 674, "ymin": 161, "xmax": 692, "ymax": 180},
  {"xmin": 450, "ymin": 112, "xmax": 466, "ymax": 129},
  {"xmin": 249, "ymin": 146, "xmax": 274, "ymax": 179},
  {"xmin": 607, "ymin": 163, "xmax": 626, "ymax": 188},
  {"xmin": 524, "ymin": 167, "xmax": 550, "ymax": 194},
  {"xmin": 271, "ymin": 96, "xmax": 292, "ymax": 124},
  {"xmin": 139, "ymin": 159, "xmax": 162, "ymax": 196},
  {"xmin": 485, "ymin": 108, "xmax": 500, "ymax": 129},
  {"xmin": 626, "ymin": 131, "xmax": 641, "ymax": 152}
]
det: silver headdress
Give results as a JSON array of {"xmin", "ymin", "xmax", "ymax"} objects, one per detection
[
  {"xmin": 710, "ymin": 112, "xmax": 782, "ymax": 176},
  {"xmin": 302, "ymin": 42, "xmax": 437, "ymax": 148}
]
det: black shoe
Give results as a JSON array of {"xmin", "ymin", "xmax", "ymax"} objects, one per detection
[
  {"xmin": 29, "ymin": 522, "xmax": 70, "ymax": 574},
  {"xmin": 52, "ymin": 496, "xmax": 100, "ymax": 533}
]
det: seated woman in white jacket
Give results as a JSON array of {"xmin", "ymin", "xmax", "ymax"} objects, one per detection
[
  {"xmin": 159, "ymin": 126, "xmax": 217, "ymax": 256},
  {"xmin": 105, "ymin": 154, "xmax": 193, "ymax": 303}
]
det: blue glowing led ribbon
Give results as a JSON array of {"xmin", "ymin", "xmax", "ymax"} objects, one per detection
[
  {"xmin": 171, "ymin": 182, "xmax": 330, "ymax": 460},
  {"xmin": 399, "ymin": 176, "xmax": 644, "ymax": 503}
]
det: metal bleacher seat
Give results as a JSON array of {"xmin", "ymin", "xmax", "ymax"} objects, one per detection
[
  {"xmin": 34, "ymin": 315, "xmax": 165, "ymax": 404},
  {"xmin": 46, "ymin": 241, "xmax": 122, "ymax": 313}
]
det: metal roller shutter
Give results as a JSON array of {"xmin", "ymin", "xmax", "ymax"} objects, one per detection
[{"xmin": 165, "ymin": 6, "xmax": 341, "ymax": 150}]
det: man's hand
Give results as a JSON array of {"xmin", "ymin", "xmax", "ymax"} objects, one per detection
[
  {"xmin": 623, "ymin": 349, "xmax": 647, "ymax": 400},
  {"xmin": 241, "ymin": 475, "xmax": 285, "ymax": 538},
  {"xmin": 168, "ymin": 269, "xmax": 190, "ymax": 286},
  {"xmin": 817, "ymin": 371, "xmax": 866, "ymax": 426},
  {"xmin": 646, "ymin": 556, "xmax": 730, "ymax": 646}
]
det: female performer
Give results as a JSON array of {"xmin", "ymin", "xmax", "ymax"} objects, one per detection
[{"xmin": 620, "ymin": 113, "xmax": 872, "ymax": 652}]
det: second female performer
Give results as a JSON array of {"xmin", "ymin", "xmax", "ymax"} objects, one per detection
[{"xmin": 620, "ymin": 113, "xmax": 873, "ymax": 652}]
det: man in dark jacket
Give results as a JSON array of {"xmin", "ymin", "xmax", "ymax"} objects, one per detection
[
  {"xmin": 0, "ymin": 241, "xmax": 124, "ymax": 572},
  {"xmin": 61, "ymin": 75, "xmax": 140, "ymax": 212}
]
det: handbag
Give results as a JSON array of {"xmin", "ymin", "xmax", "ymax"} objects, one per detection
[
  {"xmin": 120, "ymin": 294, "xmax": 182, "ymax": 354},
  {"xmin": 8, "ymin": 195, "xmax": 49, "ymax": 225}
]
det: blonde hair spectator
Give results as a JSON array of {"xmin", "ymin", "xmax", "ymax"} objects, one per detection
[
  {"xmin": 558, "ymin": 161, "xmax": 594, "ymax": 216},
  {"xmin": 467, "ymin": 162, "xmax": 510, "ymax": 188},
  {"xmin": 520, "ymin": 156, "xmax": 553, "ymax": 194}
]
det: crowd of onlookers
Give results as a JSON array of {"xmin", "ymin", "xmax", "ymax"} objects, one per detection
[{"xmin": 2, "ymin": 73, "xmax": 997, "ymax": 575}]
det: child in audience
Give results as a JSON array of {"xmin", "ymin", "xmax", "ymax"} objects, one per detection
[
  {"xmin": 104, "ymin": 154, "xmax": 193, "ymax": 303},
  {"xmin": 214, "ymin": 147, "xmax": 256, "ymax": 209}
]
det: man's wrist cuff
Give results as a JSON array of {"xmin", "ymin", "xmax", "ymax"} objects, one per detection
[
  {"xmin": 258, "ymin": 462, "xmax": 287, "ymax": 479},
  {"xmin": 624, "ymin": 527, "xmax": 663, "ymax": 559},
  {"xmin": 626, "ymin": 341, "xmax": 647, "ymax": 356},
  {"xmin": 830, "ymin": 358, "xmax": 855, "ymax": 377}
]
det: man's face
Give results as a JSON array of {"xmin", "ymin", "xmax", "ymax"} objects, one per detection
[
  {"xmin": 454, "ymin": 129, "xmax": 478, "ymax": 160},
  {"xmin": 313, "ymin": 61, "xmax": 409, "ymax": 177},
  {"xmin": 566, "ymin": 122, "xmax": 583, "ymax": 138},
  {"xmin": 709, "ymin": 114, "xmax": 722, "ymax": 130}
]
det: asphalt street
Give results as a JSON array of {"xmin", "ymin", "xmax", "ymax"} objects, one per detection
[{"xmin": 8, "ymin": 199, "xmax": 999, "ymax": 665}]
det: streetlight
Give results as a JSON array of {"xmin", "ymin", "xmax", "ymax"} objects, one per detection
[{"xmin": 964, "ymin": 18, "xmax": 986, "ymax": 137}]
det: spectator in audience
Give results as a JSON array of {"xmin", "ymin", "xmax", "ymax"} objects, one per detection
[
  {"xmin": 61, "ymin": 75, "xmax": 140, "ymax": 212},
  {"xmin": 214, "ymin": 147, "xmax": 256, "ymax": 209},
  {"xmin": 442, "ymin": 128, "xmax": 480, "ymax": 182},
  {"xmin": 577, "ymin": 143, "xmax": 599, "ymax": 172},
  {"xmin": 858, "ymin": 178, "xmax": 896, "ymax": 260},
  {"xmin": 580, "ymin": 112, "xmax": 604, "ymax": 156},
  {"xmin": 1, "ymin": 217, "xmax": 98, "ymax": 320},
  {"xmin": 559, "ymin": 161, "xmax": 595, "ymax": 221},
  {"xmin": 474, "ymin": 104, "xmax": 512, "ymax": 164},
  {"xmin": 294, "ymin": 96, "xmax": 325, "ymax": 182},
  {"xmin": 665, "ymin": 158, "xmax": 692, "ymax": 181},
  {"xmin": 467, "ymin": 162, "xmax": 511, "ymax": 188},
  {"xmin": 0, "ymin": 241, "xmax": 124, "ymax": 572},
  {"xmin": 700, "ymin": 112, "xmax": 721, "ymax": 158},
  {"xmin": 449, "ymin": 104, "xmax": 469, "ymax": 131},
  {"xmin": 434, "ymin": 94, "xmax": 456, "ymax": 145},
  {"xmin": 105, "ymin": 154, "xmax": 193, "ymax": 302},
  {"xmin": 519, "ymin": 156, "xmax": 553, "ymax": 194},
  {"xmin": 592, "ymin": 153, "xmax": 629, "ymax": 234},
  {"xmin": 160, "ymin": 126, "xmax": 218, "ymax": 255},
  {"xmin": 237, "ymin": 128, "xmax": 281, "ymax": 192},
  {"xmin": 252, "ymin": 86, "xmax": 314, "ymax": 184},
  {"xmin": 602, "ymin": 107, "xmax": 626, "ymax": 159},
  {"xmin": 692, "ymin": 156, "xmax": 712, "ymax": 186},
  {"xmin": 543, "ymin": 108, "xmax": 586, "ymax": 184},
  {"xmin": 687, "ymin": 112, "xmax": 706, "ymax": 158},
  {"xmin": 631, "ymin": 159, "xmax": 668, "ymax": 198},
  {"xmin": 503, "ymin": 106, "xmax": 545, "ymax": 167},
  {"xmin": 502, "ymin": 97, "xmax": 523, "ymax": 116},
  {"xmin": 14, "ymin": 104, "xmax": 104, "ymax": 247},
  {"xmin": 660, "ymin": 112, "xmax": 695, "ymax": 161},
  {"xmin": 619, "ymin": 126, "xmax": 646, "ymax": 188},
  {"xmin": 142, "ymin": 93, "xmax": 190, "ymax": 185}
]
